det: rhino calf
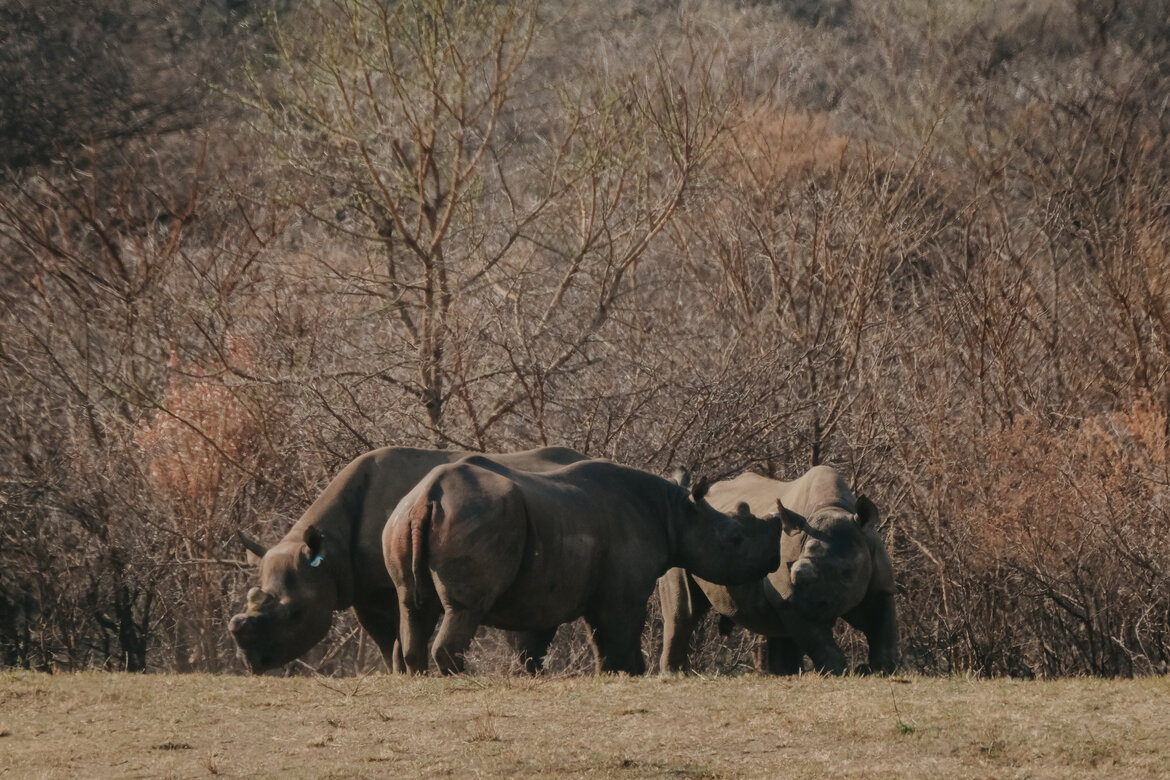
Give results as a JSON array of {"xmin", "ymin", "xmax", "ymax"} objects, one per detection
[
  {"xmin": 383, "ymin": 457, "xmax": 783, "ymax": 675},
  {"xmin": 227, "ymin": 446, "xmax": 587, "ymax": 674},
  {"xmin": 658, "ymin": 465, "xmax": 898, "ymax": 675}
]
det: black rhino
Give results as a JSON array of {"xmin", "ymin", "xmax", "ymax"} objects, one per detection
[
  {"xmin": 658, "ymin": 465, "xmax": 898, "ymax": 675},
  {"xmin": 383, "ymin": 456, "xmax": 784, "ymax": 675},
  {"xmin": 228, "ymin": 446, "xmax": 587, "ymax": 673}
]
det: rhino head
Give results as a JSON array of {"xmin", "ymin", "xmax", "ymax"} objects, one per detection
[
  {"xmin": 228, "ymin": 525, "xmax": 338, "ymax": 673},
  {"xmin": 772, "ymin": 496, "xmax": 878, "ymax": 623},
  {"xmin": 678, "ymin": 476, "xmax": 783, "ymax": 586}
]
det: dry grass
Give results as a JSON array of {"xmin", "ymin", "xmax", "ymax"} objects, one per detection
[{"xmin": 2, "ymin": 671, "xmax": 1169, "ymax": 778}]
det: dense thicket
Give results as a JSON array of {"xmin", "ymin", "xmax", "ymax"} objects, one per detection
[{"xmin": 2, "ymin": 0, "xmax": 1169, "ymax": 677}]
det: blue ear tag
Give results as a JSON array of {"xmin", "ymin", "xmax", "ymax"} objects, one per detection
[{"xmin": 309, "ymin": 553, "xmax": 325, "ymax": 568}]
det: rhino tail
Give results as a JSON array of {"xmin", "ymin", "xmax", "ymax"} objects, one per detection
[{"xmin": 409, "ymin": 499, "xmax": 435, "ymax": 610}]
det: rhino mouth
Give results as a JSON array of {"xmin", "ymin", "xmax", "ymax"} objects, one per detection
[
  {"xmin": 229, "ymin": 615, "xmax": 281, "ymax": 673},
  {"xmin": 251, "ymin": 656, "xmax": 275, "ymax": 674},
  {"xmin": 238, "ymin": 647, "xmax": 278, "ymax": 674}
]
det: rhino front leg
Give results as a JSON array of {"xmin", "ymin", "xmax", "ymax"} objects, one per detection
[
  {"xmin": 801, "ymin": 625, "xmax": 848, "ymax": 675},
  {"xmin": 844, "ymin": 590, "xmax": 899, "ymax": 674},
  {"xmin": 754, "ymin": 635, "xmax": 805, "ymax": 675},
  {"xmin": 587, "ymin": 603, "xmax": 648, "ymax": 675},
  {"xmin": 352, "ymin": 596, "xmax": 403, "ymax": 673},
  {"xmin": 657, "ymin": 567, "xmax": 711, "ymax": 673},
  {"xmin": 774, "ymin": 607, "xmax": 847, "ymax": 675}
]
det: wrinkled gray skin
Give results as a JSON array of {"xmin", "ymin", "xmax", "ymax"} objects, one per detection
[
  {"xmin": 658, "ymin": 466, "xmax": 897, "ymax": 675},
  {"xmin": 227, "ymin": 446, "xmax": 588, "ymax": 674},
  {"xmin": 383, "ymin": 457, "xmax": 784, "ymax": 675}
]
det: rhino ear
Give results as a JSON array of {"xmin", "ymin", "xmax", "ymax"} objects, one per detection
[
  {"xmin": 690, "ymin": 475, "xmax": 711, "ymax": 503},
  {"xmin": 237, "ymin": 530, "xmax": 268, "ymax": 563},
  {"xmin": 670, "ymin": 467, "xmax": 691, "ymax": 489},
  {"xmin": 734, "ymin": 501, "xmax": 753, "ymax": 519},
  {"xmin": 304, "ymin": 526, "xmax": 325, "ymax": 568},
  {"xmin": 777, "ymin": 499, "xmax": 805, "ymax": 535},
  {"xmin": 855, "ymin": 495, "xmax": 879, "ymax": 528}
]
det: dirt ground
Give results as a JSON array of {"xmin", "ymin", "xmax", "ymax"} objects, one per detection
[{"xmin": 2, "ymin": 671, "xmax": 1168, "ymax": 778}]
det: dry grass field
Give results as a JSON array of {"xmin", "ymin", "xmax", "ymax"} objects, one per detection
[{"xmin": 2, "ymin": 671, "xmax": 1168, "ymax": 778}]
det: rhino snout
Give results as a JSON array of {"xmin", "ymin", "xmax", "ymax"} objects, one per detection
[
  {"xmin": 228, "ymin": 613, "xmax": 252, "ymax": 639},
  {"xmin": 790, "ymin": 560, "xmax": 818, "ymax": 585},
  {"xmin": 228, "ymin": 615, "xmax": 275, "ymax": 673},
  {"xmin": 229, "ymin": 613, "xmax": 269, "ymax": 645}
]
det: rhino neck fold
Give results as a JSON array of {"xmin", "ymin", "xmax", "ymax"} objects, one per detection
[
  {"xmin": 295, "ymin": 457, "xmax": 371, "ymax": 611},
  {"xmin": 668, "ymin": 488, "xmax": 722, "ymax": 579}
]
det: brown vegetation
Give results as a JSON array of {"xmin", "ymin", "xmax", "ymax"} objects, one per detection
[{"xmin": 2, "ymin": 0, "xmax": 1170, "ymax": 677}]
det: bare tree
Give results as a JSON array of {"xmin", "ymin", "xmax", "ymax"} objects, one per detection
[{"xmin": 240, "ymin": 0, "xmax": 732, "ymax": 451}]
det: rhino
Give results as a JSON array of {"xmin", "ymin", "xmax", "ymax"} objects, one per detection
[
  {"xmin": 227, "ymin": 445, "xmax": 588, "ymax": 674},
  {"xmin": 658, "ymin": 465, "xmax": 897, "ymax": 675},
  {"xmin": 383, "ymin": 456, "xmax": 784, "ymax": 675}
]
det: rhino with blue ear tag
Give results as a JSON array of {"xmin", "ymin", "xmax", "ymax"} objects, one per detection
[{"xmin": 228, "ymin": 446, "xmax": 589, "ymax": 674}]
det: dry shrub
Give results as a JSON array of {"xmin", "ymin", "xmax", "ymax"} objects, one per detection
[
  {"xmin": 136, "ymin": 337, "xmax": 260, "ymax": 511},
  {"xmin": 132, "ymin": 338, "xmax": 267, "ymax": 670},
  {"xmin": 717, "ymin": 102, "xmax": 849, "ymax": 188},
  {"xmin": 927, "ymin": 395, "xmax": 1170, "ymax": 677}
]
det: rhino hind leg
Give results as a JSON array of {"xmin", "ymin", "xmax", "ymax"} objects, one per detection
[
  {"xmin": 431, "ymin": 605, "xmax": 486, "ymax": 675},
  {"xmin": 398, "ymin": 593, "xmax": 442, "ymax": 675}
]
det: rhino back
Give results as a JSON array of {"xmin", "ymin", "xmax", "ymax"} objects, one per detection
[
  {"xmin": 504, "ymin": 460, "xmax": 674, "ymax": 568},
  {"xmin": 317, "ymin": 446, "xmax": 589, "ymax": 596},
  {"xmin": 392, "ymin": 459, "xmax": 621, "ymax": 630},
  {"xmin": 705, "ymin": 472, "xmax": 795, "ymax": 516},
  {"xmin": 707, "ymin": 466, "xmax": 855, "ymax": 518}
]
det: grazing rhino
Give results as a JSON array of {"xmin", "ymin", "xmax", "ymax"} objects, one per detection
[
  {"xmin": 383, "ymin": 456, "xmax": 784, "ymax": 675},
  {"xmin": 228, "ymin": 446, "xmax": 588, "ymax": 674},
  {"xmin": 658, "ymin": 465, "xmax": 897, "ymax": 675}
]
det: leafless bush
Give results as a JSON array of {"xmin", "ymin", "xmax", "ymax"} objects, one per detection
[{"xmin": 3, "ymin": 0, "xmax": 1170, "ymax": 677}]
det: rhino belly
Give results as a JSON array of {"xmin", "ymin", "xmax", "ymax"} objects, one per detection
[{"xmin": 481, "ymin": 584, "xmax": 590, "ymax": 631}]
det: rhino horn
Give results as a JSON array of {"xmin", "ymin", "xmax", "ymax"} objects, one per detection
[
  {"xmin": 855, "ymin": 495, "xmax": 880, "ymax": 528},
  {"xmin": 237, "ymin": 530, "xmax": 269, "ymax": 560},
  {"xmin": 246, "ymin": 587, "xmax": 272, "ymax": 610}
]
